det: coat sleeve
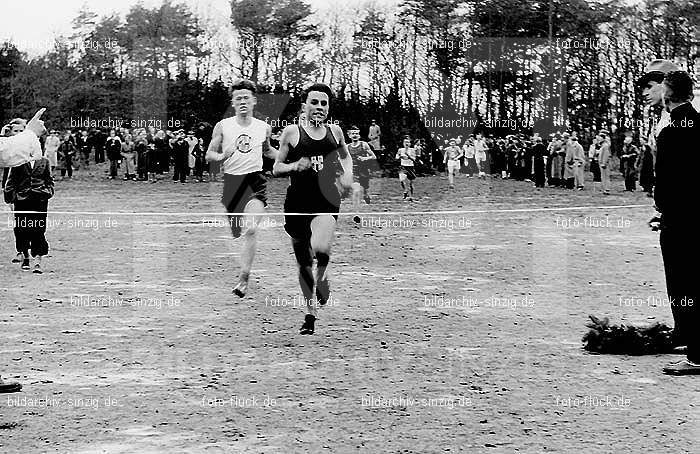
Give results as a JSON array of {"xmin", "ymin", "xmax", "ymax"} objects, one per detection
[
  {"xmin": 44, "ymin": 160, "xmax": 55, "ymax": 199},
  {"xmin": 3, "ymin": 166, "xmax": 16, "ymax": 204},
  {"xmin": 0, "ymin": 131, "xmax": 41, "ymax": 168}
]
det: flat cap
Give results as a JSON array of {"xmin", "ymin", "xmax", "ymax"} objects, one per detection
[{"xmin": 636, "ymin": 59, "xmax": 680, "ymax": 87}]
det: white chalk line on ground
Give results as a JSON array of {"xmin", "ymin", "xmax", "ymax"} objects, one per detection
[{"xmin": 6, "ymin": 204, "xmax": 651, "ymax": 216}]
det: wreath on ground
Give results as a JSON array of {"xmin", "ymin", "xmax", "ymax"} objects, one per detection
[{"xmin": 582, "ymin": 315, "xmax": 674, "ymax": 355}]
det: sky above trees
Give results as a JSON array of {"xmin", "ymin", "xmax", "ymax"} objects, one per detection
[{"xmin": 0, "ymin": 0, "xmax": 397, "ymax": 56}]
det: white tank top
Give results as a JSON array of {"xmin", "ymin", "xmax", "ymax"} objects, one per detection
[
  {"xmin": 221, "ymin": 116, "xmax": 267, "ymax": 175},
  {"xmin": 398, "ymin": 147, "xmax": 416, "ymax": 166}
]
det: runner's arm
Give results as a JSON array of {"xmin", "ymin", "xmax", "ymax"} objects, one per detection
[
  {"xmin": 262, "ymin": 124, "xmax": 278, "ymax": 160},
  {"xmin": 361, "ymin": 142, "xmax": 376, "ymax": 161},
  {"xmin": 205, "ymin": 122, "xmax": 226, "ymax": 163},
  {"xmin": 272, "ymin": 125, "xmax": 309, "ymax": 177},
  {"xmin": 331, "ymin": 124, "xmax": 354, "ymax": 188}
]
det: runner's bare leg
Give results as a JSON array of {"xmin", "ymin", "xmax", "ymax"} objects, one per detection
[
  {"xmin": 233, "ymin": 198, "xmax": 265, "ymax": 297},
  {"xmin": 292, "ymin": 237, "xmax": 316, "ymax": 317},
  {"xmin": 310, "ymin": 215, "xmax": 336, "ymax": 307}
]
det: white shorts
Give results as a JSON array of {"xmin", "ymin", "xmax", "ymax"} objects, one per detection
[{"xmin": 447, "ymin": 160, "xmax": 460, "ymax": 172}]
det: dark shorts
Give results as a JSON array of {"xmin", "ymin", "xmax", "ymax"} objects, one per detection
[
  {"xmin": 222, "ymin": 172, "xmax": 268, "ymax": 214},
  {"xmin": 284, "ymin": 188, "xmax": 339, "ymax": 241},
  {"xmin": 357, "ymin": 172, "xmax": 371, "ymax": 190},
  {"xmin": 401, "ymin": 166, "xmax": 416, "ymax": 180}
]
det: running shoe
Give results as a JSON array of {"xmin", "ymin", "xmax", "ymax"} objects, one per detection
[
  {"xmin": 663, "ymin": 359, "xmax": 700, "ymax": 375},
  {"xmin": 232, "ymin": 273, "xmax": 249, "ymax": 298},
  {"xmin": 11, "ymin": 253, "xmax": 22, "ymax": 264},
  {"xmin": 300, "ymin": 314, "xmax": 316, "ymax": 335},
  {"xmin": 21, "ymin": 258, "xmax": 30, "ymax": 270},
  {"xmin": 33, "ymin": 263, "xmax": 43, "ymax": 274}
]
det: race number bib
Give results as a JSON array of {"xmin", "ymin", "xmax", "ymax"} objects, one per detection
[{"xmin": 311, "ymin": 155, "xmax": 324, "ymax": 172}]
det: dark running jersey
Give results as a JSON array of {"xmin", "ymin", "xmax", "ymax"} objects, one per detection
[
  {"xmin": 348, "ymin": 141, "xmax": 372, "ymax": 176},
  {"xmin": 285, "ymin": 124, "xmax": 341, "ymax": 211}
]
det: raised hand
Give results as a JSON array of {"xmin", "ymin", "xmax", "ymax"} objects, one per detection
[{"xmin": 26, "ymin": 108, "xmax": 47, "ymax": 137}]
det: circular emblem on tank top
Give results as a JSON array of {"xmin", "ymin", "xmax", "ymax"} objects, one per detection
[{"xmin": 235, "ymin": 134, "xmax": 252, "ymax": 153}]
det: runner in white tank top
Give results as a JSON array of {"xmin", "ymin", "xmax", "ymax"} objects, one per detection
[
  {"xmin": 220, "ymin": 116, "xmax": 268, "ymax": 175},
  {"xmin": 206, "ymin": 80, "xmax": 277, "ymax": 298},
  {"xmin": 395, "ymin": 136, "xmax": 420, "ymax": 200}
]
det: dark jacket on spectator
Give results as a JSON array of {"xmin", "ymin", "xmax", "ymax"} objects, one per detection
[
  {"xmin": 106, "ymin": 136, "xmax": 123, "ymax": 161},
  {"xmin": 4, "ymin": 158, "xmax": 54, "ymax": 204},
  {"xmin": 655, "ymin": 102, "xmax": 700, "ymax": 226}
]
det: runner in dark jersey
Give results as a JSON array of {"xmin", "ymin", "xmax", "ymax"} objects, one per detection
[
  {"xmin": 273, "ymin": 83, "xmax": 354, "ymax": 335},
  {"xmin": 347, "ymin": 125, "xmax": 376, "ymax": 206}
]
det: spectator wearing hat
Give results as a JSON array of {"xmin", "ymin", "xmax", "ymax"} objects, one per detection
[
  {"xmin": 650, "ymin": 70, "xmax": 700, "ymax": 375},
  {"xmin": 638, "ymin": 60, "xmax": 679, "ymax": 163}
]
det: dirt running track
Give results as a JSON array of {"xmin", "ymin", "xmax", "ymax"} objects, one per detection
[{"xmin": 1, "ymin": 170, "xmax": 697, "ymax": 453}]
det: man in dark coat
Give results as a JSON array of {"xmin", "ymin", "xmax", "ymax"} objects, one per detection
[
  {"xmin": 648, "ymin": 71, "xmax": 700, "ymax": 375},
  {"xmin": 171, "ymin": 129, "xmax": 190, "ymax": 183},
  {"xmin": 105, "ymin": 129, "xmax": 122, "ymax": 179},
  {"xmin": 532, "ymin": 136, "xmax": 547, "ymax": 188}
]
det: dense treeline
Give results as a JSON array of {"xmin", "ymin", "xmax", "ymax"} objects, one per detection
[{"xmin": 0, "ymin": 0, "xmax": 696, "ymax": 156}]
